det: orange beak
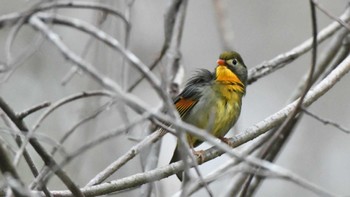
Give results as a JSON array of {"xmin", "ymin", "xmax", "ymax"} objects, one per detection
[{"xmin": 217, "ymin": 59, "xmax": 226, "ymax": 66}]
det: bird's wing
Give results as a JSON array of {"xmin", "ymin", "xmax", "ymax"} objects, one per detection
[
  {"xmin": 173, "ymin": 69, "xmax": 213, "ymax": 118},
  {"xmin": 174, "ymin": 96, "xmax": 198, "ymax": 118}
]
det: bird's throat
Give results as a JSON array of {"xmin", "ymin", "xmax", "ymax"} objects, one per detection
[
  {"xmin": 216, "ymin": 66, "xmax": 242, "ymax": 84},
  {"xmin": 215, "ymin": 65, "xmax": 245, "ymax": 94}
]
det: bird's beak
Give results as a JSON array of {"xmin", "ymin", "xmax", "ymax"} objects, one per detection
[{"xmin": 217, "ymin": 59, "xmax": 226, "ymax": 66}]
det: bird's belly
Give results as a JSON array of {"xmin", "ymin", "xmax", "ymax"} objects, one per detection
[
  {"xmin": 183, "ymin": 94, "xmax": 241, "ymax": 147},
  {"xmin": 213, "ymin": 98, "xmax": 241, "ymax": 137}
]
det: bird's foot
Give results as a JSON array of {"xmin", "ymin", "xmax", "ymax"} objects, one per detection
[{"xmin": 193, "ymin": 150, "xmax": 205, "ymax": 164}]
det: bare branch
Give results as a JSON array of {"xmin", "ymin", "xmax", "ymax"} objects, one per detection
[
  {"xmin": 313, "ymin": 0, "xmax": 350, "ymax": 31},
  {"xmin": 50, "ymin": 101, "xmax": 113, "ymax": 156},
  {"xmin": 303, "ymin": 108, "xmax": 350, "ymax": 133},
  {"xmin": 16, "ymin": 102, "xmax": 50, "ymax": 120},
  {"xmin": 2, "ymin": 22, "xmax": 44, "ymax": 83},
  {"xmin": 0, "ymin": 0, "xmax": 129, "ymax": 29},
  {"xmin": 32, "ymin": 91, "xmax": 112, "ymax": 132}
]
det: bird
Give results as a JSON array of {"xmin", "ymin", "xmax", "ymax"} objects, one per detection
[{"xmin": 170, "ymin": 51, "xmax": 248, "ymax": 180}]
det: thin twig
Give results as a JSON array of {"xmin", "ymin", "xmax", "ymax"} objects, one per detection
[
  {"xmin": 50, "ymin": 101, "xmax": 113, "ymax": 156},
  {"xmin": 1, "ymin": 20, "xmax": 44, "ymax": 83},
  {"xmin": 303, "ymin": 108, "xmax": 350, "ymax": 133},
  {"xmin": 32, "ymin": 91, "xmax": 112, "ymax": 132},
  {"xmin": 0, "ymin": 0, "xmax": 129, "ymax": 29},
  {"xmin": 16, "ymin": 102, "xmax": 50, "ymax": 120},
  {"xmin": 313, "ymin": 0, "xmax": 350, "ymax": 31}
]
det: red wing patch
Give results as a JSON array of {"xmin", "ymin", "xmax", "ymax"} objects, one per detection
[{"xmin": 175, "ymin": 97, "xmax": 197, "ymax": 117}]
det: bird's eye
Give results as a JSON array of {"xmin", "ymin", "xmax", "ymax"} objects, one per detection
[{"xmin": 232, "ymin": 59, "xmax": 238, "ymax": 65}]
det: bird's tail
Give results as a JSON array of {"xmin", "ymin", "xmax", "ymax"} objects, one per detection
[{"xmin": 170, "ymin": 146, "xmax": 184, "ymax": 181}]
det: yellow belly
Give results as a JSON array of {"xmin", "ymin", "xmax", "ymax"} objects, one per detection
[
  {"xmin": 185, "ymin": 83, "xmax": 243, "ymax": 147},
  {"xmin": 213, "ymin": 95, "xmax": 241, "ymax": 137}
]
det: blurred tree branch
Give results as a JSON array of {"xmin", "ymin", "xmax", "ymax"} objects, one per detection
[{"xmin": 0, "ymin": 97, "xmax": 84, "ymax": 197}]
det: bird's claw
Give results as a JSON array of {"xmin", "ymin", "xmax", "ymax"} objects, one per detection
[{"xmin": 193, "ymin": 150, "xmax": 205, "ymax": 164}]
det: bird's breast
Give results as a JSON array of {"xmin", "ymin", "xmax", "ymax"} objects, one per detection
[
  {"xmin": 182, "ymin": 83, "xmax": 244, "ymax": 147},
  {"xmin": 212, "ymin": 83, "xmax": 243, "ymax": 137}
]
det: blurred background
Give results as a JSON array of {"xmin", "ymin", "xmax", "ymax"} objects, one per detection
[{"xmin": 0, "ymin": 0, "xmax": 350, "ymax": 196}]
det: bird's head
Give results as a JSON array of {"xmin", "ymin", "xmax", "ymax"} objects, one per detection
[{"xmin": 215, "ymin": 51, "xmax": 248, "ymax": 86}]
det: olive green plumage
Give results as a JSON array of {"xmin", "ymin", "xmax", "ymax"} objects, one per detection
[{"xmin": 170, "ymin": 51, "xmax": 248, "ymax": 180}]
